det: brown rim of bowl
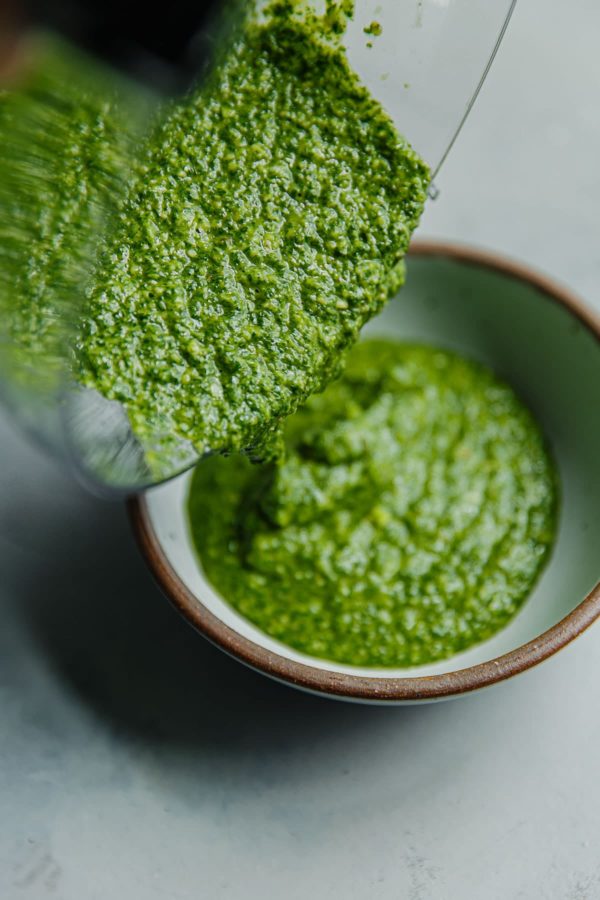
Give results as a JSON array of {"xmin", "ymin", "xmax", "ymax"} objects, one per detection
[{"xmin": 128, "ymin": 239, "xmax": 600, "ymax": 702}]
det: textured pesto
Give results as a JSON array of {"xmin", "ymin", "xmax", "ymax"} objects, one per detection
[
  {"xmin": 0, "ymin": 39, "xmax": 149, "ymax": 388},
  {"xmin": 188, "ymin": 340, "xmax": 558, "ymax": 668},
  {"xmin": 79, "ymin": 11, "xmax": 429, "ymax": 469}
]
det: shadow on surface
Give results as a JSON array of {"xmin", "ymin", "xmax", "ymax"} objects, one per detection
[{"xmin": 12, "ymin": 494, "xmax": 435, "ymax": 761}]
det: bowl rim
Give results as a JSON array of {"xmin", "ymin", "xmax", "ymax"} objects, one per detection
[{"xmin": 128, "ymin": 239, "xmax": 600, "ymax": 702}]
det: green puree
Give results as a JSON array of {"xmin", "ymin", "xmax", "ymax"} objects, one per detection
[
  {"xmin": 80, "ymin": 6, "xmax": 429, "ymax": 467},
  {"xmin": 188, "ymin": 340, "xmax": 558, "ymax": 668},
  {"xmin": 0, "ymin": 39, "xmax": 148, "ymax": 387}
]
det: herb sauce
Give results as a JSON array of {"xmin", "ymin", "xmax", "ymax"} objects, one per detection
[
  {"xmin": 189, "ymin": 340, "xmax": 558, "ymax": 668},
  {"xmin": 80, "ymin": 7, "xmax": 429, "ymax": 467},
  {"xmin": 0, "ymin": 39, "xmax": 145, "ymax": 387}
]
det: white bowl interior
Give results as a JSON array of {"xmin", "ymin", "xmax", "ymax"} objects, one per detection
[{"xmin": 144, "ymin": 253, "xmax": 600, "ymax": 679}]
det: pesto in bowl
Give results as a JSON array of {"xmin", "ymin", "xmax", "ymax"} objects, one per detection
[{"xmin": 188, "ymin": 339, "xmax": 558, "ymax": 668}]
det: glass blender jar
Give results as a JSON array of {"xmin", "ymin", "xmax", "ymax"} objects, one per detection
[{"xmin": 0, "ymin": 0, "xmax": 517, "ymax": 495}]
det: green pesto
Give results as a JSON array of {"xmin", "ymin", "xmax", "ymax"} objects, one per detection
[
  {"xmin": 79, "ymin": 9, "xmax": 429, "ymax": 469},
  {"xmin": 188, "ymin": 340, "xmax": 558, "ymax": 668},
  {"xmin": 0, "ymin": 39, "xmax": 149, "ymax": 388}
]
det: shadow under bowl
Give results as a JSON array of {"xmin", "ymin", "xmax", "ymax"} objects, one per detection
[{"xmin": 129, "ymin": 240, "xmax": 600, "ymax": 703}]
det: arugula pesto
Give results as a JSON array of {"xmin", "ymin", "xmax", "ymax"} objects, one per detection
[{"xmin": 188, "ymin": 340, "xmax": 558, "ymax": 668}]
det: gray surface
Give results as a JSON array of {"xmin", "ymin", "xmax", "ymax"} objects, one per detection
[{"xmin": 1, "ymin": 0, "xmax": 599, "ymax": 896}]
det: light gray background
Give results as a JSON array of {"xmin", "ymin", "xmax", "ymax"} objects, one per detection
[{"xmin": 1, "ymin": 0, "xmax": 599, "ymax": 897}]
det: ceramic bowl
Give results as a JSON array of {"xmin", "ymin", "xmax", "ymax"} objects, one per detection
[{"xmin": 129, "ymin": 241, "xmax": 600, "ymax": 703}]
